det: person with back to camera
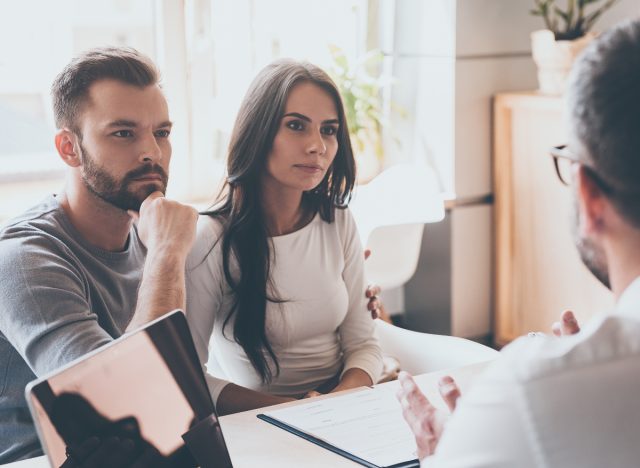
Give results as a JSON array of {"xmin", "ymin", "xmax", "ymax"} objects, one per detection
[
  {"xmin": 397, "ymin": 18, "xmax": 640, "ymax": 468},
  {"xmin": 186, "ymin": 59, "xmax": 383, "ymax": 414}
]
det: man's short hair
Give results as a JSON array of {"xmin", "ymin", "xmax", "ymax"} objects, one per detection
[
  {"xmin": 51, "ymin": 47, "xmax": 159, "ymax": 132},
  {"xmin": 568, "ymin": 19, "xmax": 640, "ymax": 228}
]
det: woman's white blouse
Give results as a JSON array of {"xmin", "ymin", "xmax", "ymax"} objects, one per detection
[{"xmin": 185, "ymin": 208, "xmax": 383, "ymax": 403}]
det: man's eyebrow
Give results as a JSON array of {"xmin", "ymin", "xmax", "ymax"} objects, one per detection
[
  {"xmin": 105, "ymin": 120, "xmax": 173, "ymax": 128},
  {"xmin": 106, "ymin": 120, "xmax": 137, "ymax": 128},
  {"xmin": 283, "ymin": 112, "xmax": 339, "ymax": 124}
]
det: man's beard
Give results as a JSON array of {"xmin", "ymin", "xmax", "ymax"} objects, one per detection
[
  {"xmin": 571, "ymin": 196, "xmax": 611, "ymax": 290},
  {"xmin": 79, "ymin": 142, "xmax": 169, "ymax": 212}
]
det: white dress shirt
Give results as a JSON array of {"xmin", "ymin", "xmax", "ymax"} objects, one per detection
[{"xmin": 425, "ymin": 277, "xmax": 640, "ymax": 468}]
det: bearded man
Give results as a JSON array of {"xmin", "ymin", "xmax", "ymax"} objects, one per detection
[{"xmin": 0, "ymin": 47, "xmax": 199, "ymax": 463}]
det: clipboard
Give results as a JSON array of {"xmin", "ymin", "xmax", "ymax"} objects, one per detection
[
  {"xmin": 256, "ymin": 386, "xmax": 420, "ymax": 468},
  {"xmin": 257, "ymin": 413, "xmax": 419, "ymax": 468}
]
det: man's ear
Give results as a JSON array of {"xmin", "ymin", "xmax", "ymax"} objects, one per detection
[
  {"xmin": 576, "ymin": 165, "xmax": 607, "ymax": 236},
  {"xmin": 54, "ymin": 129, "xmax": 82, "ymax": 168}
]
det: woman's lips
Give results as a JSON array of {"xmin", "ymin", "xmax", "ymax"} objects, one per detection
[{"xmin": 294, "ymin": 164, "xmax": 323, "ymax": 173}]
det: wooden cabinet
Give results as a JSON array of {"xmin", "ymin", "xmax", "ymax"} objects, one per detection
[{"xmin": 493, "ymin": 92, "xmax": 614, "ymax": 345}]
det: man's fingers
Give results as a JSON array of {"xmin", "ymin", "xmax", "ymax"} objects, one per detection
[
  {"xmin": 438, "ymin": 375, "xmax": 461, "ymax": 412},
  {"xmin": 561, "ymin": 310, "xmax": 580, "ymax": 335},
  {"xmin": 398, "ymin": 372, "xmax": 432, "ymax": 409},
  {"xmin": 552, "ymin": 310, "xmax": 580, "ymax": 336},
  {"xmin": 397, "ymin": 372, "xmax": 440, "ymax": 460},
  {"xmin": 367, "ymin": 298, "xmax": 380, "ymax": 311},
  {"xmin": 366, "ymin": 284, "xmax": 381, "ymax": 298},
  {"xmin": 138, "ymin": 191, "xmax": 165, "ymax": 213}
]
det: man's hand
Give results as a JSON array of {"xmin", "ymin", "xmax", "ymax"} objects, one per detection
[
  {"xmin": 366, "ymin": 283, "xmax": 382, "ymax": 319},
  {"xmin": 396, "ymin": 371, "xmax": 461, "ymax": 460},
  {"xmin": 551, "ymin": 310, "xmax": 581, "ymax": 337},
  {"xmin": 364, "ymin": 249, "xmax": 391, "ymax": 322},
  {"xmin": 126, "ymin": 192, "xmax": 198, "ymax": 331},
  {"xmin": 129, "ymin": 192, "xmax": 198, "ymax": 257}
]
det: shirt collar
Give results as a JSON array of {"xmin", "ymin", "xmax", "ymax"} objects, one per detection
[{"xmin": 614, "ymin": 276, "xmax": 640, "ymax": 319}]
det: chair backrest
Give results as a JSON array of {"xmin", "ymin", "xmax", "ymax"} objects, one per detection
[
  {"xmin": 374, "ymin": 319, "xmax": 500, "ymax": 375},
  {"xmin": 364, "ymin": 223, "xmax": 424, "ymax": 290},
  {"xmin": 350, "ymin": 162, "xmax": 444, "ymax": 290}
]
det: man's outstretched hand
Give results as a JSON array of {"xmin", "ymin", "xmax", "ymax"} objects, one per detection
[{"xmin": 396, "ymin": 371, "xmax": 461, "ymax": 460}]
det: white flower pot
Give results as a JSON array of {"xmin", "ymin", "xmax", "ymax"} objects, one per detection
[{"xmin": 531, "ymin": 29, "xmax": 596, "ymax": 95}]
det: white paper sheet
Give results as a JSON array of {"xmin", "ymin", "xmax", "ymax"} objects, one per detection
[{"xmin": 263, "ymin": 385, "xmax": 418, "ymax": 467}]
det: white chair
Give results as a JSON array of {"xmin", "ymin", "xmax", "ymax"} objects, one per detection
[
  {"xmin": 375, "ymin": 319, "xmax": 500, "ymax": 375},
  {"xmin": 351, "ymin": 164, "xmax": 500, "ymax": 375},
  {"xmin": 350, "ymin": 162, "xmax": 444, "ymax": 291}
]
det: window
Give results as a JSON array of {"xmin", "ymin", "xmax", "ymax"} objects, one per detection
[
  {"xmin": 183, "ymin": 0, "xmax": 373, "ymax": 201},
  {"xmin": 0, "ymin": 0, "xmax": 382, "ymax": 220},
  {"xmin": 0, "ymin": 0, "xmax": 157, "ymax": 219}
]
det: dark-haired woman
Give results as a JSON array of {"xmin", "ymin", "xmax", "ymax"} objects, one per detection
[{"xmin": 186, "ymin": 59, "xmax": 382, "ymax": 414}]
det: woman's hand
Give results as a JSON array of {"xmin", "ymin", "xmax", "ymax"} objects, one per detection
[{"xmin": 329, "ymin": 368, "xmax": 373, "ymax": 394}]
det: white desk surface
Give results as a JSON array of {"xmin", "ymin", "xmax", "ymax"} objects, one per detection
[{"xmin": 11, "ymin": 362, "xmax": 488, "ymax": 468}]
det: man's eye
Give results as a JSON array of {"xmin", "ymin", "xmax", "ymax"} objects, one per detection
[
  {"xmin": 155, "ymin": 129, "xmax": 171, "ymax": 138},
  {"xmin": 285, "ymin": 120, "xmax": 304, "ymax": 131},
  {"xmin": 321, "ymin": 126, "xmax": 338, "ymax": 136},
  {"xmin": 113, "ymin": 130, "xmax": 133, "ymax": 138}
]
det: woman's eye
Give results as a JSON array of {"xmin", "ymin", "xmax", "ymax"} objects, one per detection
[
  {"xmin": 321, "ymin": 126, "xmax": 338, "ymax": 136},
  {"xmin": 113, "ymin": 130, "xmax": 133, "ymax": 138},
  {"xmin": 155, "ymin": 129, "xmax": 171, "ymax": 138},
  {"xmin": 285, "ymin": 120, "xmax": 304, "ymax": 131}
]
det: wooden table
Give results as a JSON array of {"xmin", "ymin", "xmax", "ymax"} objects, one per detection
[
  {"xmin": 10, "ymin": 362, "xmax": 488, "ymax": 467},
  {"xmin": 220, "ymin": 362, "xmax": 487, "ymax": 468}
]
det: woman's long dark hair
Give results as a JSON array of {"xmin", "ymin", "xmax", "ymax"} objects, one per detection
[{"xmin": 204, "ymin": 59, "xmax": 356, "ymax": 383}]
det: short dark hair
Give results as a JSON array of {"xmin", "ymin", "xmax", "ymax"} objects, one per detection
[
  {"xmin": 568, "ymin": 19, "xmax": 640, "ymax": 227},
  {"xmin": 51, "ymin": 47, "xmax": 159, "ymax": 132}
]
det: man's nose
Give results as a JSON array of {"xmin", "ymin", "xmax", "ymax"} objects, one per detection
[{"xmin": 139, "ymin": 132, "xmax": 163, "ymax": 163}]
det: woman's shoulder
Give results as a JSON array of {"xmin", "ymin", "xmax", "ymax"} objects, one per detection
[
  {"xmin": 333, "ymin": 206, "xmax": 354, "ymax": 225},
  {"xmin": 187, "ymin": 214, "xmax": 225, "ymax": 268},
  {"xmin": 330, "ymin": 206, "xmax": 358, "ymax": 237},
  {"xmin": 197, "ymin": 213, "xmax": 225, "ymax": 236}
]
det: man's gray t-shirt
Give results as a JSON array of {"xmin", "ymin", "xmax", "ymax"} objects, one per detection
[{"xmin": 0, "ymin": 195, "xmax": 145, "ymax": 463}]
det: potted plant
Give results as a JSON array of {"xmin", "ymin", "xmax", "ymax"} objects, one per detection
[
  {"xmin": 530, "ymin": 0, "xmax": 619, "ymax": 94},
  {"xmin": 328, "ymin": 46, "xmax": 387, "ymax": 183}
]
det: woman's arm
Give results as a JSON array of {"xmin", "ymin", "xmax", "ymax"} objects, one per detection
[
  {"xmin": 334, "ymin": 209, "xmax": 384, "ymax": 391},
  {"xmin": 329, "ymin": 368, "xmax": 373, "ymax": 393}
]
